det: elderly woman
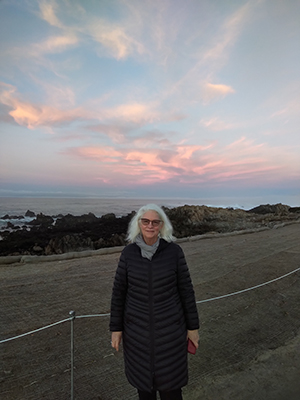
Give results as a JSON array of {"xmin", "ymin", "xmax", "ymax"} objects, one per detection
[{"xmin": 110, "ymin": 204, "xmax": 199, "ymax": 400}]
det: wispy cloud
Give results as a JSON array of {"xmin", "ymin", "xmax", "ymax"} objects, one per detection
[
  {"xmin": 37, "ymin": 0, "xmax": 145, "ymax": 60},
  {"xmin": 200, "ymin": 116, "xmax": 237, "ymax": 131},
  {"xmin": 161, "ymin": 1, "xmax": 255, "ymax": 106},
  {"xmin": 33, "ymin": 34, "xmax": 79, "ymax": 55},
  {"xmin": 88, "ymin": 23, "xmax": 145, "ymax": 60},
  {"xmin": 87, "ymin": 123, "xmax": 132, "ymax": 143},
  {"xmin": 201, "ymin": 82, "xmax": 235, "ymax": 104},
  {"xmin": 0, "ymin": 82, "xmax": 90, "ymax": 128},
  {"xmin": 270, "ymin": 98, "xmax": 300, "ymax": 121},
  {"xmin": 38, "ymin": 0, "xmax": 62, "ymax": 28},
  {"xmin": 203, "ymin": 2, "xmax": 253, "ymax": 65},
  {"xmin": 0, "ymin": 83, "xmax": 184, "ymax": 129},
  {"xmin": 64, "ymin": 134, "xmax": 297, "ymax": 188}
]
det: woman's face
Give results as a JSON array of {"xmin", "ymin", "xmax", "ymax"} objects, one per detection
[{"xmin": 139, "ymin": 210, "xmax": 163, "ymax": 245}]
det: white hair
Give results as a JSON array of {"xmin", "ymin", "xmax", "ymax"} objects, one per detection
[{"xmin": 127, "ymin": 204, "xmax": 175, "ymax": 243}]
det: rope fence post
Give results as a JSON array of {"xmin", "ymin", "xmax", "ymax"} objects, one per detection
[{"xmin": 69, "ymin": 310, "xmax": 76, "ymax": 400}]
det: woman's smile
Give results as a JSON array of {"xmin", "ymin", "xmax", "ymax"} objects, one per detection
[{"xmin": 140, "ymin": 210, "xmax": 162, "ymax": 245}]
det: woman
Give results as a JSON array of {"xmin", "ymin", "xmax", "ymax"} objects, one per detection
[{"xmin": 110, "ymin": 204, "xmax": 199, "ymax": 400}]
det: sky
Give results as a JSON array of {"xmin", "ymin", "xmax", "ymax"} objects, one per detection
[{"xmin": 0, "ymin": 0, "xmax": 300, "ymax": 204}]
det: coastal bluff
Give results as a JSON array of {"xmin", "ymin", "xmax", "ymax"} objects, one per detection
[{"xmin": 0, "ymin": 203, "xmax": 299, "ymax": 258}]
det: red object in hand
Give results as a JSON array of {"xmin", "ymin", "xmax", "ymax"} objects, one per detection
[{"xmin": 187, "ymin": 338, "xmax": 197, "ymax": 354}]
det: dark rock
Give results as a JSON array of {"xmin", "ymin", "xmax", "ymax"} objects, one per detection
[
  {"xmin": 107, "ymin": 233, "xmax": 126, "ymax": 247},
  {"xmin": 28, "ymin": 213, "xmax": 54, "ymax": 227},
  {"xmin": 25, "ymin": 210, "xmax": 35, "ymax": 217},
  {"xmin": 0, "ymin": 210, "xmax": 131, "ymax": 256},
  {"xmin": 290, "ymin": 207, "xmax": 300, "ymax": 213},
  {"xmin": 101, "ymin": 213, "xmax": 116, "ymax": 220},
  {"xmin": 248, "ymin": 203, "xmax": 290, "ymax": 215},
  {"xmin": 0, "ymin": 230, "xmax": 10, "ymax": 238},
  {"xmin": 53, "ymin": 213, "xmax": 64, "ymax": 218},
  {"xmin": 6, "ymin": 222, "xmax": 15, "ymax": 229},
  {"xmin": 165, "ymin": 205, "xmax": 251, "ymax": 237},
  {"xmin": 54, "ymin": 213, "xmax": 98, "ymax": 230},
  {"xmin": 33, "ymin": 244, "xmax": 43, "ymax": 253},
  {"xmin": 45, "ymin": 234, "xmax": 94, "ymax": 255},
  {"xmin": 165, "ymin": 204, "xmax": 299, "ymax": 238},
  {"xmin": 1, "ymin": 214, "xmax": 24, "ymax": 220}
]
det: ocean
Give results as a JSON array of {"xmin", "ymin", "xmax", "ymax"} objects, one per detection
[
  {"xmin": 0, "ymin": 195, "xmax": 299, "ymax": 231},
  {"xmin": 0, "ymin": 196, "xmax": 261, "ymax": 219}
]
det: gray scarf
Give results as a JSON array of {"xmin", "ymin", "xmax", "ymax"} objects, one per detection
[{"xmin": 135, "ymin": 234, "xmax": 160, "ymax": 260}]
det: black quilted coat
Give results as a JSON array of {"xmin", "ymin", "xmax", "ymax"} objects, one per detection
[{"xmin": 109, "ymin": 239, "xmax": 199, "ymax": 392}]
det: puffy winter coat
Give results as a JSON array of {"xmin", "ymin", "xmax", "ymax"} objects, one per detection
[{"xmin": 109, "ymin": 239, "xmax": 199, "ymax": 392}]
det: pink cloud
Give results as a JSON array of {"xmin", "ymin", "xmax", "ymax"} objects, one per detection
[
  {"xmin": 0, "ymin": 84, "xmax": 166, "ymax": 129},
  {"xmin": 201, "ymin": 82, "xmax": 235, "ymax": 104},
  {"xmin": 70, "ymin": 146, "xmax": 122, "ymax": 163},
  {"xmin": 102, "ymin": 103, "xmax": 185, "ymax": 125},
  {"xmin": 66, "ymin": 142, "xmax": 216, "ymax": 184},
  {"xmin": 87, "ymin": 124, "xmax": 131, "ymax": 143},
  {"xmin": 0, "ymin": 82, "xmax": 92, "ymax": 128},
  {"xmin": 132, "ymin": 131, "xmax": 172, "ymax": 148},
  {"xmin": 106, "ymin": 103, "xmax": 157, "ymax": 123},
  {"xmin": 225, "ymin": 137, "xmax": 265, "ymax": 157},
  {"xmin": 6, "ymin": 100, "xmax": 89, "ymax": 129},
  {"xmin": 63, "ymin": 133, "xmax": 299, "ymax": 188}
]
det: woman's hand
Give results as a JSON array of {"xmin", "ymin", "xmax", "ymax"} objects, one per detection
[
  {"xmin": 187, "ymin": 329, "xmax": 199, "ymax": 349},
  {"xmin": 111, "ymin": 331, "xmax": 122, "ymax": 351}
]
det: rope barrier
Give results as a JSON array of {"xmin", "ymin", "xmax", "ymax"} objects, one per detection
[
  {"xmin": 76, "ymin": 313, "xmax": 110, "ymax": 319},
  {"xmin": 0, "ymin": 317, "xmax": 71, "ymax": 344},
  {"xmin": 1, "ymin": 266, "xmax": 299, "ymax": 344},
  {"xmin": 196, "ymin": 266, "xmax": 300, "ymax": 304}
]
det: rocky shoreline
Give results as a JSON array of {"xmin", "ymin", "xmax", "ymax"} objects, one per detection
[{"xmin": 0, "ymin": 203, "xmax": 299, "ymax": 257}]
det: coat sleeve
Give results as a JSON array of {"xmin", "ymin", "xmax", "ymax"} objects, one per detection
[
  {"xmin": 109, "ymin": 250, "xmax": 128, "ymax": 332},
  {"xmin": 177, "ymin": 246, "xmax": 200, "ymax": 330}
]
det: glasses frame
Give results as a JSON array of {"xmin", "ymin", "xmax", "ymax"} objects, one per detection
[{"xmin": 140, "ymin": 218, "xmax": 162, "ymax": 227}]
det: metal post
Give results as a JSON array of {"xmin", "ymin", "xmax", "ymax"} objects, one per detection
[{"xmin": 69, "ymin": 310, "xmax": 76, "ymax": 400}]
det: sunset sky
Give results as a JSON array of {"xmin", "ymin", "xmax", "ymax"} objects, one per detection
[{"xmin": 0, "ymin": 0, "xmax": 300, "ymax": 204}]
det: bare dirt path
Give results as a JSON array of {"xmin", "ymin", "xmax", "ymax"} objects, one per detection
[{"xmin": 0, "ymin": 223, "xmax": 300, "ymax": 399}]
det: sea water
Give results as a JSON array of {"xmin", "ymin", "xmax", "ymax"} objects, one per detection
[
  {"xmin": 0, "ymin": 196, "xmax": 256, "ymax": 218},
  {"xmin": 0, "ymin": 195, "xmax": 298, "ymax": 231},
  {"xmin": 0, "ymin": 196, "xmax": 239, "ymax": 231}
]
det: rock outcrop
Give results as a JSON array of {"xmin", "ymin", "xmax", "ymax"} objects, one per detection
[
  {"xmin": 28, "ymin": 213, "xmax": 54, "ymax": 227},
  {"xmin": 2, "ymin": 214, "xmax": 24, "ymax": 220},
  {"xmin": 25, "ymin": 210, "xmax": 35, "ymax": 217},
  {"xmin": 248, "ymin": 203, "xmax": 291, "ymax": 215},
  {"xmin": 0, "ymin": 212, "xmax": 131, "ymax": 256},
  {"xmin": 0, "ymin": 204, "xmax": 299, "ymax": 257},
  {"xmin": 165, "ymin": 203, "xmax": 299, "ymax": 238}
]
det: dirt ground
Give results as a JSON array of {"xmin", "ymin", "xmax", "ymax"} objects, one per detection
[{"xmin": 0, "ymin": 222, "xmax": 300, "ymax": 399}]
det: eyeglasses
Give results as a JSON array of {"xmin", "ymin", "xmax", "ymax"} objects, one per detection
[{"xmin": 140, "ymin": 218, "xmax": 162, "ymax": 227}]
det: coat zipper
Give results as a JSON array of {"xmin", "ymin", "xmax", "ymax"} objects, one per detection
[{"xmin": 148, "ymin": 259, "xmax": 155, "ymax": 390}]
